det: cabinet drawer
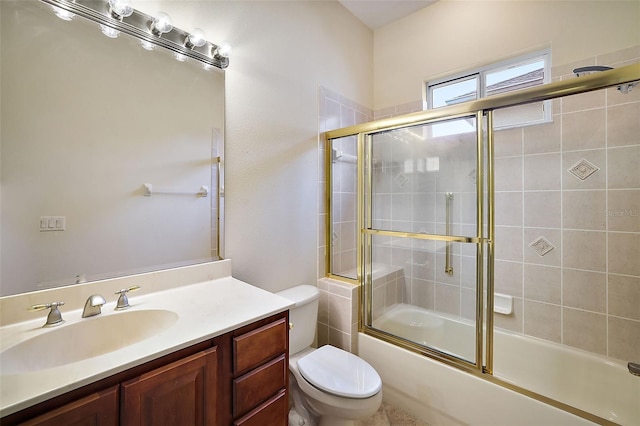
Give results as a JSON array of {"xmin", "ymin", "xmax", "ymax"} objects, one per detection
[
  {"xmin": 233, "ymin": 390, "xmax": 287, "ymax": 426},
  {"xmin": 233, "ymin": 355, "xmax": 286, "ymax": 418},
  {"xmin": 233, "ymin": 317, "xmax": 287, "ymax": 376}
]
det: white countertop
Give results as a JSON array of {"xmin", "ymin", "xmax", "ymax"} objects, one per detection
[{"xmin": 0, "ymin": 275, "xmax": 294, "ymax": 417}]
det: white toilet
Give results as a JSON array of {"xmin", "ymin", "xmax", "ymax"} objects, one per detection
[{"xmin": 276, "ymin": 285, "xmax": 382, "ymax": 426}]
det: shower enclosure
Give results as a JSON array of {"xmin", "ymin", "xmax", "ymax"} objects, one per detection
[{"xmin": 325, "ymin": 63, "xmax": 640, "ymax": 424}]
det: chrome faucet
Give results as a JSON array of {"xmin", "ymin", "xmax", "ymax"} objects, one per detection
[
  {"xmin": 82, "ymin": 294, "xmax": 106, "ymax": 318},
  {"xmin": 29, "ymin": 301, "xmax": 65, "ymax": 327}
]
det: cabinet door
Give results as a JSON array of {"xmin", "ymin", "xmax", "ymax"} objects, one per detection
[
  {"xmin": 121, "ymin": 346, "xmax": 218, "ymax": 426},
  {"xmin": 20, "ymin": 386, "xmax": 118, "ymax": 426}
]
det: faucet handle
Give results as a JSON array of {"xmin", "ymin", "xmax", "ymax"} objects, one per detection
[
  {"xmin": 28, "ymin": 301, "xmax": 65, "ymax": 327},
  {"xmin": 114, "ymin": 286, "xmax": 141, "ymax": 310}
]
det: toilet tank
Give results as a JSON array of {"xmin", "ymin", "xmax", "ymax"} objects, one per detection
[{"xmin": 276, "ymin": 285, "xmax": 319, "ymax": 355}]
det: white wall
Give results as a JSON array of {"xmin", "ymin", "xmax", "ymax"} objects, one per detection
[
  {"xmin": 374, "ymin": 0, "xmax": 640, "ymax": 109},
  {"xmin": 140, "ymin": 1, "xmax": 373, "ymax": 293}
]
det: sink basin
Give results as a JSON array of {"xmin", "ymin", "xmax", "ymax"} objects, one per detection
[{"xmin": 1, "ymin": 309, "xmax": 178, "ymax": 375}]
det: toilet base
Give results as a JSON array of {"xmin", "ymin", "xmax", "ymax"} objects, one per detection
[
  {"xmin": 289, "ymin": 374, "xmax": 319, "ymax": 426},
  {"xmin": 288, "ymin": 409, "xmax": 358, "ymax": 426},
  {"xmin": 318, "ymin": 416, "xmax": 357, "ymax": 426}
]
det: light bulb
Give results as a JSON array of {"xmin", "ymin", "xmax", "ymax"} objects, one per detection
[
  {"xmin": 214, "ymin": 41, "xmax": 231, "ymax": 59},
  {"xmin": 100, "ymin": 24, "xmax": 120, "ymax": 38},
  {"xmin": 51, "ymin": 5, "xmax": 74, "ymax": 21},
  {"xmin": 108, "ymin": 0, "xmax": 133, "ymax": 19},
  {"xmin": 186, "ymin": 28, "xmax": 207, "ymax": 49},
  {"xmin": 151, "ymin": 12, "xmax": 173, "ymax": 35},
  {"xmin": 140, "ymin": 40, "xmax": 156, "ymax": 51}
]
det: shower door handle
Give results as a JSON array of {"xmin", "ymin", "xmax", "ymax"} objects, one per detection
[{"xmin": 445, "ymin": 192, "xmax": 454, "ymax": 275}]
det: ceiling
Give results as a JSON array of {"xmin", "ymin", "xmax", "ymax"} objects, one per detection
[{"xmin": 338, "ymin": 0, "xmax": 437, "ymax": 30}]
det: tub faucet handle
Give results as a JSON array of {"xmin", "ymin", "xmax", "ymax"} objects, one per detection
[
  {"xmin": 28, "ymin": 301, "xmax": 65, "ymax": 327},
  {"xmin": 115, "ymin": 285, "xmax": 141, "ymax": 310}
]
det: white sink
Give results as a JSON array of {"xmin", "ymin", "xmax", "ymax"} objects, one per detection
[{"xmin": 1, "ymin": 309, "xmax": 178, "ymax": 375}]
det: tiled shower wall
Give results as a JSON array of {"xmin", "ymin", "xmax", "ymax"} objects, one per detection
[
  {"xmin": 329, "ymin": 135, "xmax": 358, "ymax": 276},
  {"xmin": 317, "ymin": 86, "xmax": 372, "ymax": 351},
  {"xmin": 492, "ymin": 46, "xmax": 640, "ymax": 362}
]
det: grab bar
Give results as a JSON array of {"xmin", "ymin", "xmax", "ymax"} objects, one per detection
[
  {"xmin": 332, "ymin": 149, "xmax": 357, "ymax": 164},
  {"xmin": 445, "ymin": 192, "xmax": 454, "ymax": 275},
  {"xmin": 143, "ymin": 183, "xmax": 209, "ymax": 197}
]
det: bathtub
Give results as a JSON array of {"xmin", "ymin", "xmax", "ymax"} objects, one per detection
[{"xmin": 366, "ymin": 303, "xmax": 639, "ymax": 425}]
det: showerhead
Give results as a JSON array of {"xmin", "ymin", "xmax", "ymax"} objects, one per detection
[
  {"xmin": 572, "ymin": 65, "xmax": 638, "ymax": 94},
  {"xmin": 572, "ymin": 65, "xmax": 614, "ymax": 77}
]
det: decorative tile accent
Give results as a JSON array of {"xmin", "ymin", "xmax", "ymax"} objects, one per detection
[
  {"xmin": 529, "ymin": 236, "xmax": 556, "ymax": 257},
  {"xmin": 568, "ymin": 158, "xmax": 600, "ymax": 181},
  {"xmin": 466, "ymin": 168, "xmax": 477, "ymax": 185},
  {"xmin": 394, "ymin": 172, "xmax": 409, "ymax": 188}
]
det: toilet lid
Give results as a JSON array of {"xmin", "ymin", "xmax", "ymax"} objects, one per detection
[{"xmin": 297, "ymin": 345, "xmax": 382, "ymax": 398}]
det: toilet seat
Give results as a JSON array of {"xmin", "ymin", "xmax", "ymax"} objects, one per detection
[{"xmin": 297, "ymin": 345, "xmax": 382, "ymax": 399}]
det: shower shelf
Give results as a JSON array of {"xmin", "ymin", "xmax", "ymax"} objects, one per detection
[{"xmin": 494, "ymin": 293, "xmax": 513, "ymax": 315}]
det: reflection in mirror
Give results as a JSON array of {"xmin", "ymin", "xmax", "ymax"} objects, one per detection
[{"xmin": 1, "ymin": 0, "xmax": 225, "ymax": 296}]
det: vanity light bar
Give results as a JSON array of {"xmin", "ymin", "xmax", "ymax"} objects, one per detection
[{"xmin": 40, "ymin": 0, "xmax": 229, "ymax": 69}]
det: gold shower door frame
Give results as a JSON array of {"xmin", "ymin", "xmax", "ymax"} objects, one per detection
[{"xmin": 324, "ymin": 63, "xmax": 640, "ymax": 425}]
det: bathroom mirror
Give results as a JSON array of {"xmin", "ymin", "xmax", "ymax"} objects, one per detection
[{"xmin": 0, "ymin": 0, "xmax": 225, "ymax": 296}]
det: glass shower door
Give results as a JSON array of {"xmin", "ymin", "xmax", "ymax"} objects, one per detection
[{"xmin": 362, "ymin": 115, "xmax": 486, "ymax": 367}]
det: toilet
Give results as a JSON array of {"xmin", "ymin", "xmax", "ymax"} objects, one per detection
[{"xmin": 276, "ymin": 285, "xmax": 382, "ymax": 426}]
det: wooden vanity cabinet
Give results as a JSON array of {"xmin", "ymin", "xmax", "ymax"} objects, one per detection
[{"xmin": 3, "ymin": 311, "xmax": 289, "ymax": 426}]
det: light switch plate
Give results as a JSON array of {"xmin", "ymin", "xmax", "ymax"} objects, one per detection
[{"xmin": 40, "ymin": 216, "xmax": 65, "ymax": 231}]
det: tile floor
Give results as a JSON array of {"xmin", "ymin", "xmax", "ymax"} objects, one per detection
[{"xmin": 356, "ymin": 402, "xmax": 430, "ymax": 426}]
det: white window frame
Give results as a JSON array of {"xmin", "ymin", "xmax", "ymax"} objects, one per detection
[{"xmin": 424, "ymin": 49, "xmax": 552, "ymax": 130}]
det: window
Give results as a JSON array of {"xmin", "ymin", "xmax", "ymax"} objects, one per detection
[{"xmin": 425, "ymin": 50, "xmax": 551, "ymax": 135}]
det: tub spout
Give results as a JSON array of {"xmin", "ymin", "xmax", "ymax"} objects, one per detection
[{"xmin": 629, "ymin": 362, "xmax": 640, "ymax": 377}]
